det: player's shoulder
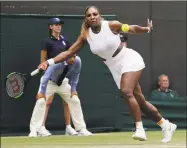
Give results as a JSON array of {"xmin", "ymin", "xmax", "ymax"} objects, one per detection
[
  {"xmin": 108, "ymin": 20, "xmax": 121, "ymax": 26},
  {"xmin": 103, "ymin": 20, "xmax": 121, "ymax": 31},
  {"xmin": 102, "ymin": 20, "xmax": 119, "ymax": 24}
]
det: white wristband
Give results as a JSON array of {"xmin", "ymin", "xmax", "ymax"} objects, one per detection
[
  {"xmin": 47, "ymin": 58, "xmax": 55, "ymax": 66},
  {"xmin": 147, "ymin": 27, "xmax": 151, "ymax": 33}
]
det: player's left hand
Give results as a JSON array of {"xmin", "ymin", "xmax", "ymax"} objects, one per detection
[{"xmin": 147, "ymin": 18, "xmax": 153, "ymax": 30}]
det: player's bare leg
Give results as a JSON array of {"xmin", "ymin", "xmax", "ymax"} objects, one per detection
[
  {"xmin": 134, "ymin": 83, "xmax": 177, "ymax": 143},
  {"xmin": 120, "ymin": 70, "xmax": 147, "ymax": 141}
]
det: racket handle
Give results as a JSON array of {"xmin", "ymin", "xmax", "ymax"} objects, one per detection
[{"xmin": 31, "ymin": 69, "xmax": 40, "ymax": 76}]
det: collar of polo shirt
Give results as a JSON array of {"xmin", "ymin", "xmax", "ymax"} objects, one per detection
[
  {"xmin": 51, "ymin": 35, "xmax": 63, "ymax": 40},
  {"xmin": 158, "ymin": 88, "xmax": 172, "ymax": 93}
]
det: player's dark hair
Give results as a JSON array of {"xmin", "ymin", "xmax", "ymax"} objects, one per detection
[{"xmin": 81, "ymin": 6, "xmax": 101, "ymax": 38}]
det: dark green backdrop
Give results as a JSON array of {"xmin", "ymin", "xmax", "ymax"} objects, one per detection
[
  {"xmin": 1, "ymin": 14, "xmax": 186, "ymax": 135},
  {"xmin": 1, "ymin": 14, "xmax": 121, "ymax": 134}
]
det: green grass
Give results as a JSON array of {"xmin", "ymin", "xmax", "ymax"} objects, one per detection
[{"xmin": 1, "ymin": 130, "xmax": 186, "ymax": 148}]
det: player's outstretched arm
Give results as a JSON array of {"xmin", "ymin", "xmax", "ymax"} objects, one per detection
[
  {"xmin": 38, "ymin": 35, "xmax": 86, "ymax": 71},
  {"xmin": 109, "ymin": 18, "xmax": 153, "ymax": 34},
  {"xmin": 54, "ymin": 35, "xmax": 85, "ymax": 64}
]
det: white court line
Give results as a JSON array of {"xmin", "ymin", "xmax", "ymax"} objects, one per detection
[{"xmin": 5, "ymin": 144, "xmax": 186, "ymax": 148}]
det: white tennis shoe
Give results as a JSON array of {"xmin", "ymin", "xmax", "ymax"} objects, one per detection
[
  {"xmin": 28, "ymin": 130, "xmax": 37, "ymax": 138},
  {"xmin": 78, "ymin": 128, "xmax": 93, "ymax": 136},
  {"xmin": 132, "ymin": 128, "xmax": 147, "ymax": 141},
  {"xmin": 161, "ymin": 121, "xmax": 177, "ymax": 143},
  {"xmin": 65, "ymin": 126, "xmax": 78, "ymax": 136},
  {"xmin": 38, "ymin": 126, "xmax": 52, "ymax": 137}
]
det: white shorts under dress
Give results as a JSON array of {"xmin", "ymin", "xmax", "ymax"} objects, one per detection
[{"xmin": 103, "ymin": 47, "xmax": 145, "ymax": 89}]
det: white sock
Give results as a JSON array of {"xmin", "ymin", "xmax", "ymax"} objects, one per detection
[
  {"xmin": 135, "ymin": 121, "xmax": 144, "ymax": 130},
  {"xmin": 41, "ymin": 126, "xmax": 46, "ymax": 129},
  {"xmin": 66, "ymin": 125, "xmax": 71, "ymax": 129},
  {"xmin": 30, "ymin": 98, "xmax": 46, "ymax": 132},
  {"xmin": 157, "ymin": 118, "xmax": 169, "ymax": 130}
]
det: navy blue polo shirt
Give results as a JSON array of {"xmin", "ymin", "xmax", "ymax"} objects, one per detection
[{"xmin": 41, "ymin": 35, "xmax": 71, "ymax": 59}]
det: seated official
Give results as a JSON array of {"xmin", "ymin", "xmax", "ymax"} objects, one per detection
[{"xmin": 151, "ymin": 74, "xmax": 178, "ymax": 99}]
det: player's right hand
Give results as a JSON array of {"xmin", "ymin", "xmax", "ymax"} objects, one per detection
[{"xmin": 38, "ymin": 61, "xmax": 49, "ymax": 71}]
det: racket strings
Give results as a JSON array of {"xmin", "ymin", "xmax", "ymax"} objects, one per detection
[{"xmin": 6, "ymin": 73, "xmax": 25, "ymax": 98}]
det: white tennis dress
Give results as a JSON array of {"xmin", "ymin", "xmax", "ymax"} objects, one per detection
[{"xmin": 87, "ymin": 20, "xmax": 145, "ymax": 89}]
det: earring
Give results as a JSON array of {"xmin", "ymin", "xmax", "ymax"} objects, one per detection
[{"xmin": 85, "ymin": 21, "xmax": 89, "ymax": 27}]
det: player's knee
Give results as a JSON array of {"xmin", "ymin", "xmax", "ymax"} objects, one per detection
[{"xmin": 120, "ymin": 88, "xmax": 134, "ymax": 98}]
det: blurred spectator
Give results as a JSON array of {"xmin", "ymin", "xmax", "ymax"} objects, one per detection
[
  {"xmin": 120, "ymin": 32, "xmax": 128, "ymax": 47},
  {"xmin": 151, "ymin": 74, "xmax": 178, "ymax": 99}
]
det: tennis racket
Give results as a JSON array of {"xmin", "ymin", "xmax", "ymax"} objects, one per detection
[{"xmin": 5, "ymin": 69, "xmax": 40, "ymax": 99}]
